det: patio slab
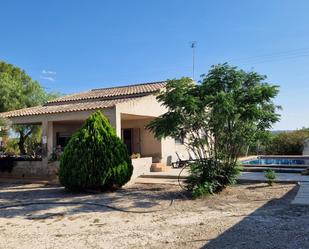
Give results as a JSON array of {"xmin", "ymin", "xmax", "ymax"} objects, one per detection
[
  {"xmin": 292, "ymin": 182, "xmax": 309, "ymax": 205},
  {"xmin": 140, "ymin": 168, "xmax": 309, "ymax": 183}
]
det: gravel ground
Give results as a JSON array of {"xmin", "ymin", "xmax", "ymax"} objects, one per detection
[{"xmin": 0, "ymin": 182, "xmax": 308, "ymax": 249}]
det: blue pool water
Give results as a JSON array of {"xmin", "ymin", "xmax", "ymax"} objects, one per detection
[{"xmin": 242, "ymin": 158, "xmax": 307, "ymax": 166}]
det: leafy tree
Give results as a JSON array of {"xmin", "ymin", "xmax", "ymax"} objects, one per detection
[
  {"xmin": 0, "ymin": 117, "xmax": 9, "ymax": 138},
  {"xmin": 0, "ymin": 61, "xmax": 60, "ymax": 155},
  {"xmin": 59, "ymin": 111, "xmax": 133, "ymax": 191},
  {"xmin": 265, "ymin": 129, "xmax": 309, "ymax": 155},
  {"xmin": 147, "ymin": 64, "xmax": 280, "ymax": 197}
]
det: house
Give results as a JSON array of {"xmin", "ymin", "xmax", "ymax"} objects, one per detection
[{"xmin": 0, "ymin": 81, "xmax": 187, "ymax": 179}]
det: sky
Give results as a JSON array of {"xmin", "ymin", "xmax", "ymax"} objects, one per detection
[{"xmin": 1, "ymin": 0, "xmax": 309, "ymax": 130}]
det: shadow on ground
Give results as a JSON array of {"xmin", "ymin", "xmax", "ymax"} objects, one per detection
[
  {"xmin": 201, "ymin": 185, "xmax": 309, "ymax": 249},
  {"xmin": 0, "ymin": 181, "xmax": 189, "ymax": 219}
]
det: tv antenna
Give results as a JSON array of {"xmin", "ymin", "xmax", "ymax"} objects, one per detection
[{"xmin": 190, "ymin": 41, "xmax": 197, "ymax": 80}]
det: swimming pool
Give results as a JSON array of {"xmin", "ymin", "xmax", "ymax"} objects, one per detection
[{"xmin": 241, "ymin": 156, "xmax": 309, "ymax": 167}]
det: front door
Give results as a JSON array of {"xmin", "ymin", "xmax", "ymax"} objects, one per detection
[{"xmin": 122, "ymin": 129, "xmax": 132, "ymax": 155}]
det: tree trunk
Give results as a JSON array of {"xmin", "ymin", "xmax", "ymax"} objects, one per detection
[
  {"xmin": 18, "ymin": 133, "xmax": 26, "ymax": 155},
  {"xmin": 18, "ymin": 128, "xmax": 32, "ymax": 155}
]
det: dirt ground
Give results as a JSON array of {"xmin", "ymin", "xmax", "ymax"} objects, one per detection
[{"xmin": 0, "ymin": 181, "xmax": 308, "ymax": 249}]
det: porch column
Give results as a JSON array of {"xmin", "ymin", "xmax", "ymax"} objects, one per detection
[
  {"xmin": 111, "ymin": 107, "xmax": 121, "ymax": 137},
  {"xmin": 42, "ymin": 120, "xmax": 54, "ymax": 157}
]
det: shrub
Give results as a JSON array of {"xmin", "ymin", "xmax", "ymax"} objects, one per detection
[
  {"xmin": 265, "ymin": 129, "xmax": 309, "ymax": 155},
  {"xmin": 187, "ymin": 159, "xmax": 241, "ymax": 198},
  {"xmin": 265, "ymin": 169, "xmax": 276, "ymax": 186},
  {"xmin": 59, "ymin": 111, "xmax": 133, "ymax": 191}
]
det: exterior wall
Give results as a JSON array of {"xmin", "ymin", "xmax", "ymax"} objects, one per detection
[
  {"xmin": 303, "ymin": 138, "xmax": 309, "ymax": 155},
  {"xmin": 6, "ymin": 95, "xmax": 189, "ymax": 166},
  {"xmin": 128, "ymin": 157, "xmax": 152, "ymax": 184},
  {"xmin": 8, "ymin": 108, "xmax": 116, "ymax": 156},
  {"xmin": 121, "ymin": 118, "xmax": 161, "ymax": 161},
  {"xmin": 0, "ymin": 158, "xmax": 151, "ymax": 183},
  {"xmin": 116, "ymin": 95, "xmax": 168, "ymax": 117},
  {"xmin": 161, "ymin": 137, "xmax": 189, "ymax": 165},
  {"xmin": 119, "ymin": 96, "xmax": 189, "ymax": 165},
  {"xmin": 52, "ymin": 122, "xmax": 83, "ymax": 148},
  {"xmin": 0, "ymin": 160, "xmax": 58, "ymax": 179},
  {"xmin": 122, "ymin": 118, "xmax": 189, "ymax": 165}
]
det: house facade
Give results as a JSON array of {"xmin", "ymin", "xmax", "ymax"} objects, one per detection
[{"xmin": 0, "ymin": 81, "xmax": 187, "ymax": 179}]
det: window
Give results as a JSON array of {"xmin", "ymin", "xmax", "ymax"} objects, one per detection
[
  {"xmin": 56, "ymin": 132, "xmax": 71, "ymax": 150},
  {"xmin": 175, "ymin": 136, "xmax": 184, "ymax": 145}
]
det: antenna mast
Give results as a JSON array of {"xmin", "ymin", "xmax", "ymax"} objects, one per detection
[{"xmin": 190, "ymin": 41, "xmax": 197, "ymax": 80}]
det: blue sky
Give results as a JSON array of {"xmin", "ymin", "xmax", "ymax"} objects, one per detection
[{"xmin": 1, "ymin": 0, "xmax": 309, "ymax": 130}]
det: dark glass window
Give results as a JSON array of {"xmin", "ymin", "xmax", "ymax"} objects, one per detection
[{"xmin": 56, "ymin": 132, "xmax": 71, "ymax": 150}]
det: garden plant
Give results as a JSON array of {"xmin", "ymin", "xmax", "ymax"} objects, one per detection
[
  {"xmin": 148, "ymin": 63, "xmax": 280, "ymax": 197},
  {"xmin": 59, "ymin": 111, "xmax": 133, "ymax": 191}
]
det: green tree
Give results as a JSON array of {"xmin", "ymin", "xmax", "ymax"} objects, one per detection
[
  {"xmin": 266, "ymin": 129, "xmax": 309, "ymax": 155},
  {"xmin": 0, "ymin": 118, "xmax": 9, "ymax": 137},
  {"xmin": 148, "ymin": 64, "xmax": 280, "ymax": 197},
  {"xmin": 0, "ymin": 61, "xmax": 60, "ymax": 154},
  {"xmin": 59, "ymin": 111, "xmax": 133, "ymax": 191}
]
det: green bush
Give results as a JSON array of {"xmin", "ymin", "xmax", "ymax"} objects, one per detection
[
  {"xmin": 187, "ymin": 159, "xmax": 241, "ymax": 198},
  {"xmin": 265, "ymin": 129, "xmax": 309, "ymax": 155},
  {"xmin": 265, "ymin": 169, "xmax": 276, "ymax": 186},
  {"xmin": 59, "ymin": 111, "xmax": 133, "ymax": 191}
]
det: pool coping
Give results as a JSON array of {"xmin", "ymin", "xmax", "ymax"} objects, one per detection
[{"xmin": 239, "ymin": 155, "xmax": 309, "ymax": 168}]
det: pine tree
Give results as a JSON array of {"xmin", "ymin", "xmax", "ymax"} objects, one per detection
[{"xmin": 59, "ymin": 111, "xmax": 133, "ymax": 191}]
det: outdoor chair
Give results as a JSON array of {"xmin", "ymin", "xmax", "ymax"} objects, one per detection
[
  {"xmin": 172, "ymin": 151, "xmax": 200, "ymax": 168},
  {"xmin": 171, "ymin": 151, "xmax": 190, "ymax": 168}
]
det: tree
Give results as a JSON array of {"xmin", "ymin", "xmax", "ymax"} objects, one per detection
[
  {"xmin": 0, "ymin": 61, "xmax": 60, "ymax": 155},
  {"xmin": 147, "ymin": 64, "xmax": 280, "ymax": 197},
  {"xmin": 265, "ymin": 129, "xmax": 309, "ymax": 155},
  {"xmin": 59, "ymin": 111, "xmax": 133, "ymax": 191},
  {"xmin": 0, "ymin": 117, "xmax": 9, "ymax": 137}
]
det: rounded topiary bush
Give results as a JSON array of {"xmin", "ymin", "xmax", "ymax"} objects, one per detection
[{"xmin": 59, "ymin": 111, "xmax": 133, "ymax": 191}]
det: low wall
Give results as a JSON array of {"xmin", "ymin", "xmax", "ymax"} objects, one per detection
[
  {"xmin": 0, "ymin": 158, "xmax": 152, "ymax": 183},
  {"xmin": 130, "ymin": 157, "xmax": 152, "ymax": 182},
  {"xmin": 0, "ymin": 160, "xmax": 59, "ymax": 179}
]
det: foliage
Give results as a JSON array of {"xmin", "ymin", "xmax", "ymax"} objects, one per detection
[
  {"xmin": 131, "ymin": 153, "xmax": 141, "ymax": 159},
  {"xmin": 264, "ymin": 169, "xmax": 276, "ymax": 186},
  {"xmin": 0, "ymin": 117, "xmax": 9, "ymax": 138},
  {"xmin": 59, "ymin": 111, "xmax": 133, "ymax": 191},
  {"xmin": 0, "ymin": 61, "xmax": 61, "ymax": 155},
  {"xmin": 3, "ymin": 138, "xmax": 20, "ymax": 155},
  {"xmin": 147, "ymin": 63, "xmax": 280, "ymax": 197},
  {"xmin": 265, "ymin": 129, "xmax": 309, "ymax": 155},
  {"xmin": 48, "ymin": 147, "xmax": 63, "ymax": 163},
  {"xmin": 188, "ymin": 160, "xmax": 241, "ymax": 198}
]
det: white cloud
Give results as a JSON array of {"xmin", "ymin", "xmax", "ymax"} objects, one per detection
[
  {"xmin": 40, "ymin": 76, "xmax": 55, "ymax": 81},
  {"xmin": 40, "ymin": 69, "xmax": 57, "ymax": 81},
  {"xmin": 41, "ymin": 69, "xmax": 56, "ymax": 75}
]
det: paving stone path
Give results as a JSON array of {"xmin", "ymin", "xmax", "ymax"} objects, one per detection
[{"xmin": 292, "ymin": 182, "xmax": 309, "ymax": 205}]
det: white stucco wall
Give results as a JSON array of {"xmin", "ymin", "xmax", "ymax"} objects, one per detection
[
  {"xmin": 6, "ymin": 95, "xmax": 189, "ymax": 165},
  {"xmin": 116, "ymin": 95, "xmax": 167, "ymax": 117},
  {"xmin": 121, "ymin": 118, "xmax": 162, "ymax": 161}
]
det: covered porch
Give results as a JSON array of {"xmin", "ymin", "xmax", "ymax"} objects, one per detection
[{"xmin": 5, "ymin": 108, "xmax": 163, "ymax": 160}]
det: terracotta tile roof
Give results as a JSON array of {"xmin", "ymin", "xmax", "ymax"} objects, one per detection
[
  {"xmin": 0, "ymin": 81, "xmax": 167, "ymax": 118},
  {"xmin": 0, "ymin": 98, "xmax": 139, "ymax": 118},
  {"xmin": 48, "ymin": 81, "xmax": 167, "ymax": 104}
]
